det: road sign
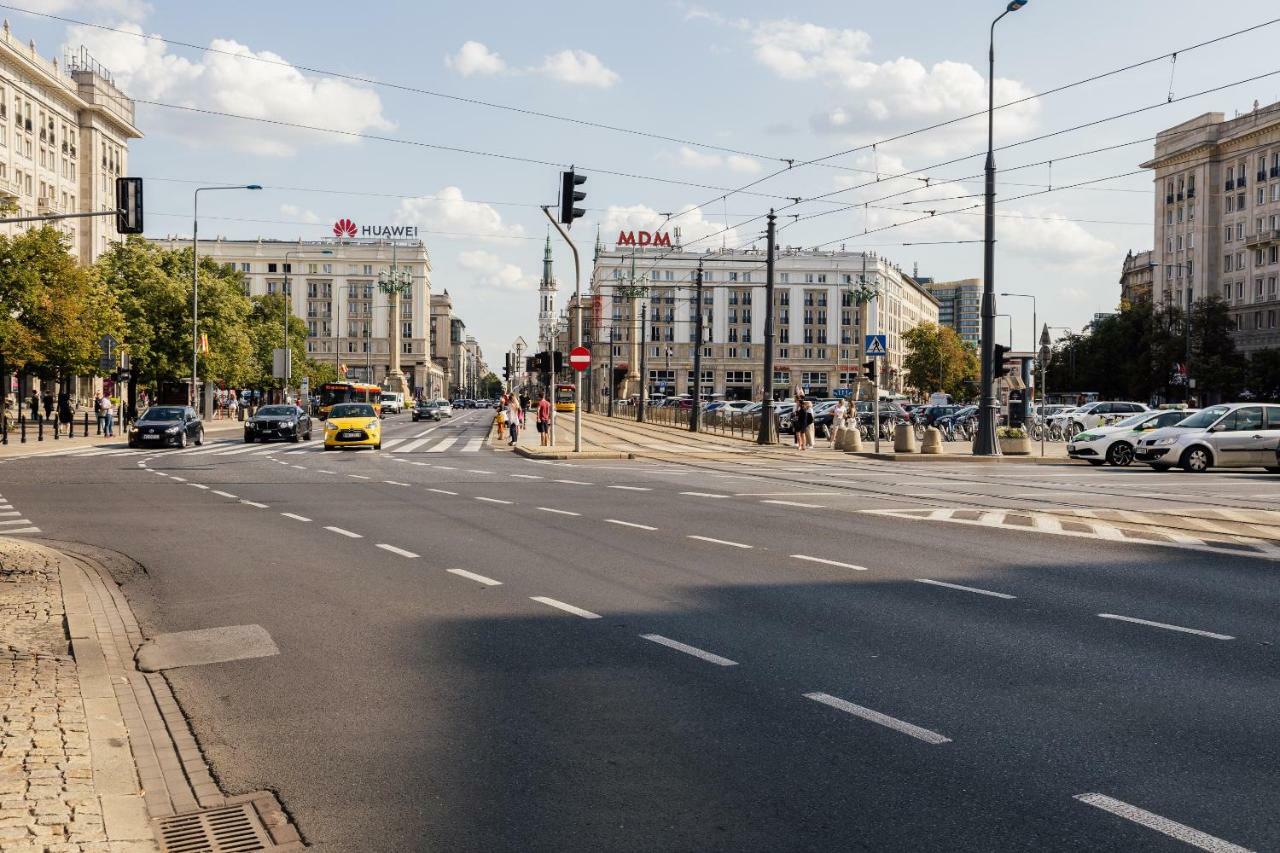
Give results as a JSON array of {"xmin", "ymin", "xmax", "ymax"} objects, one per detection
[
  {"xmin": 865, "ymin": 334, "xmax": 887, "ymax": 358},
  {"xmin": 568, "ymin": 346, "xmax": 591, "ymax": 372}
]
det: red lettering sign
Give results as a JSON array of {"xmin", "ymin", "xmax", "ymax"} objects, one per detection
[{"xmin": 615, "ymin": 230, "xmax": 673, "ymax": 248}]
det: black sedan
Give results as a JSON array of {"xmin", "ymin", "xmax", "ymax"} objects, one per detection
[
  {"xmin": 129, "ymin": 406, "xmax": 205, "ymax": 448},
  {"xmin": 244, "ymin": 405, "xmax": 312, "ymax": 443},
  {"xmin": 412, "ymin": 400, "xmax": 444, "ymax": 422}
]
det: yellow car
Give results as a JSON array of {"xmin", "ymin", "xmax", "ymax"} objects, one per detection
[{"xmin": 323, "ymin": 403, "xmax": 382, "ymax": 451}]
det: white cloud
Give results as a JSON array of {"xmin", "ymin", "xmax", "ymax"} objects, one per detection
[
  {"xmin": 536, "ymin": 49, "xmax": 619, "ymax": 88},
  {"xmin": 279, "ymin": 204, "xmax": 320, "ymax": 224},
  {"xmin": 998, "ymin": 208, "xmax": 1117, "ymax": 267},
  {"xmin": 445, "ymin": 41, "xmax": 506, "ymax": 77},
  {"xmin": 457, "ymin": 250, "xmax": 535, "ymax": 292},
  {"xmin": 669, "ymin": 146, "xmax": 762, "ymax": 175},
  {"xmin": 750, "ymin": 20, "xmax": 872, "ymax": 80},
  {"xmin": 726, "ymin": 154, "xmax": 763, "ymax": 174},
  {"xmin": 393, "ymin": 187, "xmax": 524, "ymax": 240},
  {"xmin": 601, "ymin": 204, "xmax": 741, "ymax": 251},
  {"xmin": 21, "ymin": 0, "xmax": 150, "ymax": 18},
  {"xmin": 66, "ymin": 25, "xmax": 392, "ymax": 156}
]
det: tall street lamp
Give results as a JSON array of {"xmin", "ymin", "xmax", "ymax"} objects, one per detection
[
  {"xmin": 976, "ymin": 0, "xmax": 1029, "ymax": 456},
  {"xmin": 284, "ymin": 248, "xmax": 332, "ymax": 402},
  {"xmin": 192, "ymin": 184, "xmax": 260, "ymax": 410}
]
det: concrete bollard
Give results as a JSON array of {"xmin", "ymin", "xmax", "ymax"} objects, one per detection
[
  {"xmin": 893, "ymin": 422, "xmax": 918, "ymax": 453},
  {"xmin": 920, "ymin": 426, "xmax": 943, "ymax": 454},
  {"xmin": 840, "ymin": 427, "xmax": 863, "ymax": 452},
  {"xmin": 832, "ymin": 426, "xmax": 847, "ymax": 448}
]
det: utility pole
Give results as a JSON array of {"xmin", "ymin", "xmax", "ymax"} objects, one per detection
[
  {"xmin": 608, "ymin": 325, "xmax": 616, "ymax": 417},
  {"xmin": 690, "ymin": 262, "xmax": 705, "ymax": 433},
  {"xmin": 757, "ymin": 211, "xmax": 778, "ymax": 444},
  {"xmin": 637, "ymin": 296, "xmax": 648, "ymax": 423},
  {"xmin": 541, "ymin": 206, "xmax": 583, "ymax": 453}
]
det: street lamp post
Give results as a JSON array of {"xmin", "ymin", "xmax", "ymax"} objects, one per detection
[
  {"xmin": 192, "ymin": 184, "xmax": 261, "ymax": 410},
  {"xmin": 976, "ymin": 0, "xmax": 1029, "ymax": 456},
  {"xmin": 284, "ymin": 248, "xmax": 332, "ymax": 403}
]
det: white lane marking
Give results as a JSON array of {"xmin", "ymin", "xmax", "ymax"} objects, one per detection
[
  {"xmin": 1074, "ymin": 793, "xmax": 1254, "ymax": 853},
  {"xmin": 688, "ymin": 535, "xmax": 752, "ymax": 549},
  {"xmin": 212, "ymin": 490, "xmax": 237, "ymax": 499},
  {"xmin": 394, "ymin": 437, "xmax": 436, "ymax": 453},
  {"xmin": 348, "ymin": 474, "xmax": 371, "ymax": 480},
  {"xmin": 447, "ymin": 568, "xmax": 502, "ymax": 586},
  {"xmin": 435, "ymin": 465, "xmax": 457, "ymax": 470},
  {"xmin": 187, "ymin": 483, "xmax": 209, "ymax": 490},
  {"xmin": 2, "ymin": 526, "xmax": 40, "ymax": 534},
  {"xmin": 604, "ymin": 519, "xmax": 658, "ymax": 531},
  {"xmin": 915, "ymin": 578, "xmax": 1017, "ymax": 600},
  {"xmin": 0, "ymin": 519, "xmax": 35, "ymax": 526},
  {"xmin": 411, "ymin": 462, "xmax": 429, "ymax": 467},
  {"xmin": 427, "ymin": 437, "xmax": 458, "ymax": 453},
  {"xmin": 530, "ymin": 596, "xmax": 601, "ymax": 619},
  {"xmin": 761, "ymin": 499, "xmax": 825, "ymax": 508},
  {"xmin": 317, "ymin": 470, "xmax": 336, "ymax": 475},
  {"xmin": 510, "ymin": 474, "xmax": 542, "ymax": 479},
  {"xmin": 680, "ymin": 491, "xmax": 730, "ymax": 499},
  {"xmin": 281, "ymin": 513, "xmax": 311, "ymax": 522},
  {"xmin": 283, "ymin": 449, "xmax": 309, "ymax": 455},
  {"xmin": 733, "ymin": 492, "xmax": 841, "ymax": 497},
  {"xmin": 428, "ymin": 488, "xmax": 458, "ymax": 496},
  {"xmin": 169, "ymin": 476, "xmax": 187, "ymax": 482},
  {"xmin": 290, "ymin": 465, "xmax": 306, "ymax": 470},
  {"xmin": 0, "ymin": 510, "xmax": 24, "ymax": 517},
  {"xmin": 463, "ymin": 437, "xmax": 485, "ymax": 452},
  {"xmin": 212, "ymin": 445, "xmax": 267, "ymax": 456},
  {"xmin": 240, "ymin": 500, "xmax": 269, "ymax": 509},
  {"xmin": 467, "ymin": 469, "xmax": 494, "ymax": 475},
  {"xmin": 379, "ymin": 438, "xmax": 407, "ymax": 450},
  {"xmin": 803, "ymin": 692, "xmax": 951, "ymax": 745},
  {"xmin": 413, "ymin": 427, "xmax": 440, "ymax": 438},
  {"xmin": 376, "ymin": 544, "xmax": 419, "ymax": 559},
  {"xmin": 641, "ymin": 634, "xmax": 738, "ymax": 666},
  {"xmin": 324, "ymin": 525, "xmax": 362, "ymax": 538},
  {"xmin": 791, "ymin": 554, "xmax": 868, "ymax": 572},
  {"xmin": 1097, "ymin": 613, "xmax": 1234, "ymax": 641},
  {"xmin": 554, "ymin": 479, "xmax": 592, "ymax": 485},
  {"xmin": 475, "ymin": 496, "xmax": 513, "ymax": 505},
  {"xmin": 537, "ymin": 507, "xmax": 580, "ymax": 516},
  {"xmin": 383, "ymin": 480, "xmax": 410, "ymax": 487},
  {"xmin": 608, "ymin": 485, "xmax": 651, "ymax": 491}
]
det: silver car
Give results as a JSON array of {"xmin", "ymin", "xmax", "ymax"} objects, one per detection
[{"xmin": 1134, "ymin": 403, "xmax": 1280, "ymax": 472}]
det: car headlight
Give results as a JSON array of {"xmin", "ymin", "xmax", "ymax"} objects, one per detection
[
  {"xmin": 325, "ymin": 422, "xmax": 338, "ymax": 431},
  {"xmin": 165, "ymin": 425, "xmax": 182, "ymax": 434},
  {"xmin": 282, "ymin": 420, "xmax": 295, "ymax": 428},
  {"xmin": 1153, "ymin": 436, "xmax": 1178, "ymax": 446},
  {"xmin": 1075, "ymin": 432, "xmax": 1100, "ymax": 442},
  {"xmin": 366, "ymin": 420, "xmax": 379, "ymax": 430}
]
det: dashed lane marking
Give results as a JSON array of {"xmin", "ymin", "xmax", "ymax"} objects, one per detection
[
  {"xmin": 187, "ymin": 483, "xmax": 209, "ymax": 490},
  {"xmin": 608, "ymin": 485, "xmax": 651, "ymax": 491},
  {"xmin": 554, "ymin": 479, "xmax": 592, "ymax": 486},
  {"xmin": 428, "ymin": 488, "xmax": 458, "ymax": 496},
  {"xmin": 348, "ymin": 474, "xmax": 371, "ymax": 480},
  {"xmin": 240, "ymin": 500, "xmax": 269, "ymax": 509},
  {"xmin": 212, "ymin": 491, "xmax": 237, "ymax": 499},
  {"xmin": 376, "ymin": 544, "xmax": 419, "ymax": 559},
  {"xmin": 688, "ymin": 535, "xmax": 752, "ymax": 549},
  {"xmin": 791, "ymin": 554, "xmax": 868, "ymax": 572},
  {"xmin": 530, "ymin": 596, "xmax": 601, "ymax": 619},
  {"xmin": 383, "ymin": 480, "xmax": 410, "ymax": 487},
  {"xmin": 447, "ymin": 568, "xmax": 502, "ymax": 586},
  {"xmin": 761, "ymin": 499, "xmax": 825, "ymax": 508},
  {"xmin": 641, "ymin": 634, "xmax": 738, "ymax": 667},
  {"xmin": 475, "ymin": 496, "xmax": 513, "ymax": 505},
  {"xmin": 804, "ymin": 692, "xmax": 952, "ymax": 745},
  {"xmin": 1073, "ymin": 793, "xmax": 1254, "ymax": 853},
  {"xmin": 1097, "ymin": 613, "xmax": 1234, "ymax": 641},
  {"xmin": 324, "ymin": 526, "xmax": 362, "ymax": 538},
  {"xmin": 467, "ymin": 470, "xmax": 494, "ymax": 475},
  {"xmin": 915, "ymin": 578, "xmax": 1016, "ymax": 600},
  {"xmin": 510, "ymin": 474, "xmax": 542, "ymax": 479},
  {"xmin": 537, "ymin": 507, "xmax": 580, "ymax": 516},
  {"xmin": 281, "ymin": 513, "xmax": 311, "ymax": 522},
  {"xmin": 604, "ymin": 519, "xmax": 658, "ymax": 531},
  {"xmin": 681, "ymin": 491, "xmax": 730, "ymax": 499}
]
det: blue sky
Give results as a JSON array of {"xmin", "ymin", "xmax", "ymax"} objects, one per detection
[{"xmin": 15, "ymin": 0, "xmax": 1280, "ymax": 360}]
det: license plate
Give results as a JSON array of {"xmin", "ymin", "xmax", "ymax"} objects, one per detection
[
  {"xmin": 142, "ymin": 434, "xmax": 160, "ymax": 440},
  {"xmin": 1066, "ymin": 444, "xmax": 1076, "ymax": 452},
  {"xmin": 340, "ymin": 431, "xmax": 361, "ymax": 439}
]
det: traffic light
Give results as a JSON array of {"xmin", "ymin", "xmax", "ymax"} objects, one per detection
[
  {"xmin": 993, "ymin": 344, "xmax": 1011, "ymax": 375},
  {"xmin": 115, "ymin": 177, "xmax": 143, "ymax": 234},
  {"xmin": 503, "ymin": 353, "xmax": 511, "ymax": 382},
  {"xmin": 559, "ymin": 169, "xmax": 586, "ymax": 225},
  {"xmin": 863, "ymin": 360, "xmax": 878, "ymax": 383},
  {"xmin": 526, "ymin": 356, "xmax": 538, "ymax": 373},
  {"xmin": 553, "ymin": 351, "xmax": 564, "ymax": 373}
]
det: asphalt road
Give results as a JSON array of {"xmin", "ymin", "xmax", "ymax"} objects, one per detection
[{"xmin": 1, "ymin": 409, "xmax": 1276, "ymax": 852}]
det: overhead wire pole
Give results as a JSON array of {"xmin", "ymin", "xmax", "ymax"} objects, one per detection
[
  {"xmin": 542, "ymin": 206, "xmax": 582, "ymax": 453},
  {"xmin": 690, "ymin": 262, "xmax": 705, "ymax": 433},
  {"xmin": 757, "ymin": 211, "xmax": 778, "ymax": 444}
]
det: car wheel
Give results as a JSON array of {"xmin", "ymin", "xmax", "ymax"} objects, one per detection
[
  {"xmin": 1149, "ymin": 464, "xmax": 1172, "ymax": 472},
  {"xmin": 244, "ymin": 432, "xmax": 253, "ymax": 443},
  {"xmin": 374, "ymin": 443, "xmax": 382, "ymax": 451},
  {"xmin": 304, "ymin": 430, "xmax": 312, "ymax": 441},
  {"xmin": 288, "ymin": 432, "xmax": 300, "ymax": 443},
  {"xmin": 195, "ymin": 429, "xmax": 204, "ymax": 446},
  {"xmin": 323, "ymin": 444, "xmax": 335, "ymax": 451},
  {"xmin": 1106, "ymin": 442, "xmax": 1134, "ymax": 467},
  {"xmin": 1180, "ymin": 446, "xmax": 1211, "ymax": 473},
  {"xmin": 178, "ymin": 430, "xmax": 188, "ymax": 449}
]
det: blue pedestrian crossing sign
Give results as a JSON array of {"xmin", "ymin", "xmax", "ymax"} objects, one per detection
[{"xmin": 865, "ymin": 334, "xmax": 887, "ymax": 358}]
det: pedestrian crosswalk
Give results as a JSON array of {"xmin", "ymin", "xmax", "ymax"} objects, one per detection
[{"xmin": 0, "ymin": 491, "xmax": 39, "ymax": 535}]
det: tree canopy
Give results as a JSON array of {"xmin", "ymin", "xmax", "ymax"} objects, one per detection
[{"xmin": 902, "ymin": 322, "xmax": 979, "ymax": 400}]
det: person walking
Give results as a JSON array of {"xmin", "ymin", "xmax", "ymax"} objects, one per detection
[
  {"xmin": 793, "ymin": 400, "xmax": 813, "ymax": 451},
  {"xmin": 41, "ymin": 390, "xmax": 53, "ymax": 423},
  {"xmin": 99, "ymin": 392, "xmax": 115, "ymax": 438},
  {"xmin": 29, "ymin": 391, "xmax": 39, "ymax": 423},
  {"xmin": 494, "ymin": 400, "xmax": 507, "ymax": 440},
  {"xmin": 536, "ymin": 392, "xmax": 552, "ymax": 447},
  {"xmin": 505, "ymin": 397, "xmax": 522, "ymax": 446},
  {"xmin": 57, "ymin": 391, "xmax": 72, "ymax": 437},
  {"xmin": 95, "ymin": 394, "xmax": 107, "ymax": 435}
]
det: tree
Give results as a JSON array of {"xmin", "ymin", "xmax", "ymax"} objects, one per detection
[
  {"xmin": 1245, "ymin": 349, "xmax": 1280, "ymax": 401},
  {"xmin": 478, "ymin": 372, "xmax": 502, "ymax": 399},
  {"xmin": 1187, "ymin": 296, "xmax": 1241, "ymax": 403},
  {"xmin": 902, "ymin": 322, "xmax": 979, "ymax": 400}
]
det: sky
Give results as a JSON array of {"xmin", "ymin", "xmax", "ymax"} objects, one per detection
[{"xmin": 13, "ymin": 0, "xmax": 1280, "ymax": 360}]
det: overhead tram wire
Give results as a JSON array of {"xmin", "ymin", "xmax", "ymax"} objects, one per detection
[{"xmin": 146, "ymin": 211, "xmax": 548, "ymax": 240}]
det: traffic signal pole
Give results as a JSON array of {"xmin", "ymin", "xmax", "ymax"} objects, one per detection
[
  {"xmin": 542, "ymin": 206, "xmax": 582, "ymax": 453},
  {"xmin": 757, "ymin": 212, "xmax": 778, "ymax": 445}
]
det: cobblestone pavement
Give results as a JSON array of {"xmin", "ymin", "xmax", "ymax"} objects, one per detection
[{"xmin": 0, "ymin": 540, "xmax": 119, "ymax": 852}]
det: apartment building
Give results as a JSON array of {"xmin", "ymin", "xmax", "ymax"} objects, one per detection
[
  {"xmin": 1119, "ymin": 250, "xmax": 1155, "ymax": 305},
  {"xmin": 921, "ymin": 277, "xmax": 981, "ymax": 347},
  {"xmin": 1142, "ymin": 100, "xmax": 1280, "ymax": 354}
]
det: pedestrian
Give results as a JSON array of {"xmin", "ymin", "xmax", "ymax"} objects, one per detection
[
  {"xmin": 99, "ymin": 392, "xmax": 115, "ymax": 437},
  {"xmin": 494, "ymin": 403, "xmax": 506, "ymax": 439},
  {"xmin": 95, "ymin": 394, "xmax": 106, "ymax": 434},
  {"xmin": 804, "ymin": 400, "xmax": 817, "ymax": 449},
  {"xmin": 42, "ymin": 390, "xmax": 53, "ymax": 422},
  {"xmin": 57, "ymin": 391, "xmax": 71, "ymax": 436},
  {"xmin": 536, "ymin": 392, "xmax": 552, "ymax": 447},
  {"xmin": 793, "ymin": 401, "xmax": 813, "ymax": 451},
  {"xmin": 831, "ymin": 399, "xmax": 847, "ymax": 445},
  {"xmin": 505, "ymin": 397, "xmax": 521, "ymax": 446},
  {"xmin": 29, "ymin": 391, "xmax": 39, "ymax": 422}
]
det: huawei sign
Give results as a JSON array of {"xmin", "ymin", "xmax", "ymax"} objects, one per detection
[
  {"xmin": 333, "ymin": 218, "xmax": 357, "ymax": 238},
  {"xmin": 332, "ymin": 217, "xmax": 420, "ymax": 239}
]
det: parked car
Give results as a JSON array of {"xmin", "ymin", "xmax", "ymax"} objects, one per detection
[
  {"xmin": 128, "ymin": 406, "xmax": 204, "ymax": 448},
  {"xmin": 1067, "ymin": 409, "xmax": 1196, "ymax": 466},
  {"xmin": 1050, "ymin": 401, "xmax": 1150, "ymax": 435},
  {"xmin": 412, "ymin": 400, "xmax": 445, "ymax": 422},
  {"xmin": 1135, "ymin": 403, "xmax": 1280, "ymax": 472},
  {"xmin": 243, "ymin": 404, "xmax": 312, "ymax": 443}
]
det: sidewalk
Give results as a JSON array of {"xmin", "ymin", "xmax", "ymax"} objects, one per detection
[
  {"xmin": 0, "ymin": 537, "xmax": 301, "ymax": 852},
  {"xmin": 487, "ymin": 410, "xmax": 632, "ymax": 460},
  {"xmin": 0, "ymin": 419, "xmax": 244, "ymax": 461}
]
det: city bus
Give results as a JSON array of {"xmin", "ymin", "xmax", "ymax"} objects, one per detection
[
  {"xmin": 554, "ymin": 383, "xmax": 576, "ymax": 413},
  {"xmin": 315, "ymin": 382, "xmax": 383, "ymax": 419}
]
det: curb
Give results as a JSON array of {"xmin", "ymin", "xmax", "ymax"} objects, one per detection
[
  {"xmin": 845, "ymin": 451, "xmax": 1078, "ymax": 465},
  {"xmin": 512, "ymin": 445, "xmax": 634, "ymax": 460}
]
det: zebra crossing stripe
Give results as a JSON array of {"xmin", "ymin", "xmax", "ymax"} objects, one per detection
[
  {"xmin": 462, "ymin": 437, "xmax": 485, "ymax": 452},
  {"xmin": 393, "ymin": 437, "xmax": 436, "ymax": 453},
  {"xmin": 426, "ymin": 437, "xmax": 458, "ymax": 453}
]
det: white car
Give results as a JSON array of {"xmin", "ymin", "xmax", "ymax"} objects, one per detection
[
  {"xmin": 379, "ymin": 391, "xmax": 404, "ymax": 414},
  {"xmin": 1067, "ymin": 409, "xmax": 1197, "ymax": 466},
  {"xmin": 1050, "ymin": 401, "xmax": 1149, "ymax": 434},
  {"xmin": 434, "ymin": 398, "xmax": 454, "ymax": 417},
  {"xmin": 1135, "ymin": 403, "xmax": 1280, "ymax": 472}
]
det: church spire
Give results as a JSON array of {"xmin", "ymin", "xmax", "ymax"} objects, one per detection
[{"xmin": 542, "ymin": 230, "xmax": 554, "ymax": 285}]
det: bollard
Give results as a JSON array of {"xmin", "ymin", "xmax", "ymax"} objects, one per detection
[
  {"xmin": 832, "ymin": 426, "xmax": 847, "ymax": 449},
  {"xmin": 893, "ymin": 422, "xmax": 918, "ymax": 453},
  {"xmin": 840, "ymin": 427, "xmax": 863, "ymax": 452},
  {"xmin": 19, "ymin": 413, "xmax": 25, "ymax": 443},
  {"xmin": 920, "ymin": 426, "xmax": 943, "ymax": 455},
  {"xmin": 37, "ymin": 416, "xmax": 43, "ymax": 441}
]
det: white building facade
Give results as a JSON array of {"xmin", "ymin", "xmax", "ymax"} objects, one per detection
[
  {"xmin": 150, "ymin": 237, "xmax": 441, "ymax": 395},
  {"xmin": 589, "ymin": 238, "xmax": 938, "ymax": 399}
]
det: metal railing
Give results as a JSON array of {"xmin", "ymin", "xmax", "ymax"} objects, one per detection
[{"xmin": 609, "ymin": 402, "xmax": 779, "ymax": 442}]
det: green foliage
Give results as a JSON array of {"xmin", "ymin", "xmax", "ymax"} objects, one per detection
[
  {"xmin": 478, "ymin": 372, "xmax": 502, "ymax": 398},
  {"xmin": 902, "ymin": 322, "xmax": 979, "ymax": 400}
]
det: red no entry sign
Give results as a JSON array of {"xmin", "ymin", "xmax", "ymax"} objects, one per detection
[{"xmin": 568, "ymin": 346, "xmax": 591, "ymax": 371}]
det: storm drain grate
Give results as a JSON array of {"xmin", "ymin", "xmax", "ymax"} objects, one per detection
[{"xmin": 158, "ymin": 803, "xmax": 273, "ymax": 852}]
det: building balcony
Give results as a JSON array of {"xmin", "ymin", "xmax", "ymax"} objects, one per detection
[
  {"xmin": 1272, "ymin": 167, "xmax": 1280, "ymax": 179},
  {"xmin": 1245, "ymin": 229, "xmax": 1280, "ymax": 249},
  {"xmin": 1239, "ymin": 175, "xmax": 1247, "ymax": 188},
  {"xmin": 36, "ymin": 197, "xmax": 63, "ymax": 215},
  {"xmin": 1166, "ymin": 194, "xmax": 1174, "ymax": 204},
  {"xmin": 1187, "ymin": 187, "xmax": 1196, "ymax": 198},
  {"xmin": 1259, "ymin": 171, "xmax": 1268, "ymax": 183},
  {"xmin": 1225, "ymin": 179, "xmax": 1235, "ymax": 191},
  {"xmin": 0, "ymin": 177, "xmax": 19, "ymax": 200}
]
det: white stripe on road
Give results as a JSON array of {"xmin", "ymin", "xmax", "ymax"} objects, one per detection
[
  {"xmin": 291, "ymin": 465, "xmax": 306, "ymax": 470},
  {"xmin": 791, "ymin": 554, "xmax": 868, "ymax": 572},
  {"xmin": 376, "ymin": 544, "xmax": 419, "ymax": 559},
  {"xmin": 688, "ymin": 535, "xmax": 752, "ymax": 549},
  {"xmin": 530, "ymin": 596, "xmax": 601, "ymax": 619},
  {"xmin": 428, "ymin": 488, "xmax": 458, "ymax": 496},
  {"xmin": 447, "ymin": 568, "xmax": 502, "ymax": 586},
  {"xmin": 1097, "ymin": 613, "xmax": 1234, "ymax": 640},
  {"xmin": 413, "ymin": 427, "xmax": 440, "ymax": 438},
  {"xmin": 463, "ymin": 438, "xmax": 485, "ymax": 452},
  {"xmin": 0, "ymin": 519, "xmax": 35, "ymax": 526},
  {"xmin": 761, "ymin": 499, "xmax": 825, "ymax": 508},
  {"xmin": 510, "ymin": 474, "xmax": 542, "ymax": 479},
  {"xmin": 435, "ymin": 465, "xmax": 457, "ymax": 470},
  {"xmin": 1073, "ymin": 793, "xmax": 1254, "ymax": 853},
  {"xmin": 915, "ymin": 578, "xmax": 1016, "ymax": 599},
  {"xmin": 467, "ymin": 469, "xmax": 494, "ymax": 475},
  {"xmin": 348, "ymin": 474, "xmax": 370, "ymax": 480},
  {"xmin": 803, "ymin": 692, "xmax": 952, "ymax": 745},
  {"xmin": 324, "ymin": 526, "xmax": 362, "ymax": 538},
  {"xmin": 383, "ymin": 480, "xmax": 409, "ymax": 486},
  {"xmin": 427, "ymin": 437, "xmax": 458, "ymax": 453},
  {"xmin": 240, "ymin": 500, "xmax": 269, "ymax": 509},
  {"xmin": 394, "ymin": 437, "xmax": 436, "ymax": 453},
  {"xmin": 475, "ymin": 496, "xmax": 512, "ymax": 505},
  {"xmin": 604, "ymin": 519, "xmax": 658, "ymax": 531},
  {"xmin": 0, "ymin": 511, "xmax": 20, "ymax": 517},
  {"xmin": 641, "ymin": 634, "xmax": 738, "ymax": 666},
  {"xmin": 280, "ymin": 513, "xmax": 311, "ymax": 522},
  {"xmin": 608, "ymin": 485, "xmax": 651, "ymax": 491},
  {"xmin": 169, "ymin": 476, "xmax": 187, "ymax": 482},
  {"xmin": 2, "ymin": 527, "xmax": 40, "ymax": 534},
  {"xmin": 212, "ymin": 491, "xmax": 237, "ymax": 499},
  {"xmin": 680, "ymin": 491, "xmax": 730, "ymax": 499},
  {"xmin": 187, "ymin": 483, "xmax": 209, "ymax": 490},
  {"xmin": 554, "ymin": 479, "xmax": 592, "ymax": 485},
  {"xmin": 379, "ymin": 438, "xmax": 407, "ymax": 450},
  {"xmin": 537, "ymin": 507, "xmax": 580, "ymax": 516}
]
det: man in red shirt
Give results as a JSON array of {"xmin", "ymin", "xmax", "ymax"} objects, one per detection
[{"xmin": 536, "ymin": 392, "xmax": 553, "ymax": 446}]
